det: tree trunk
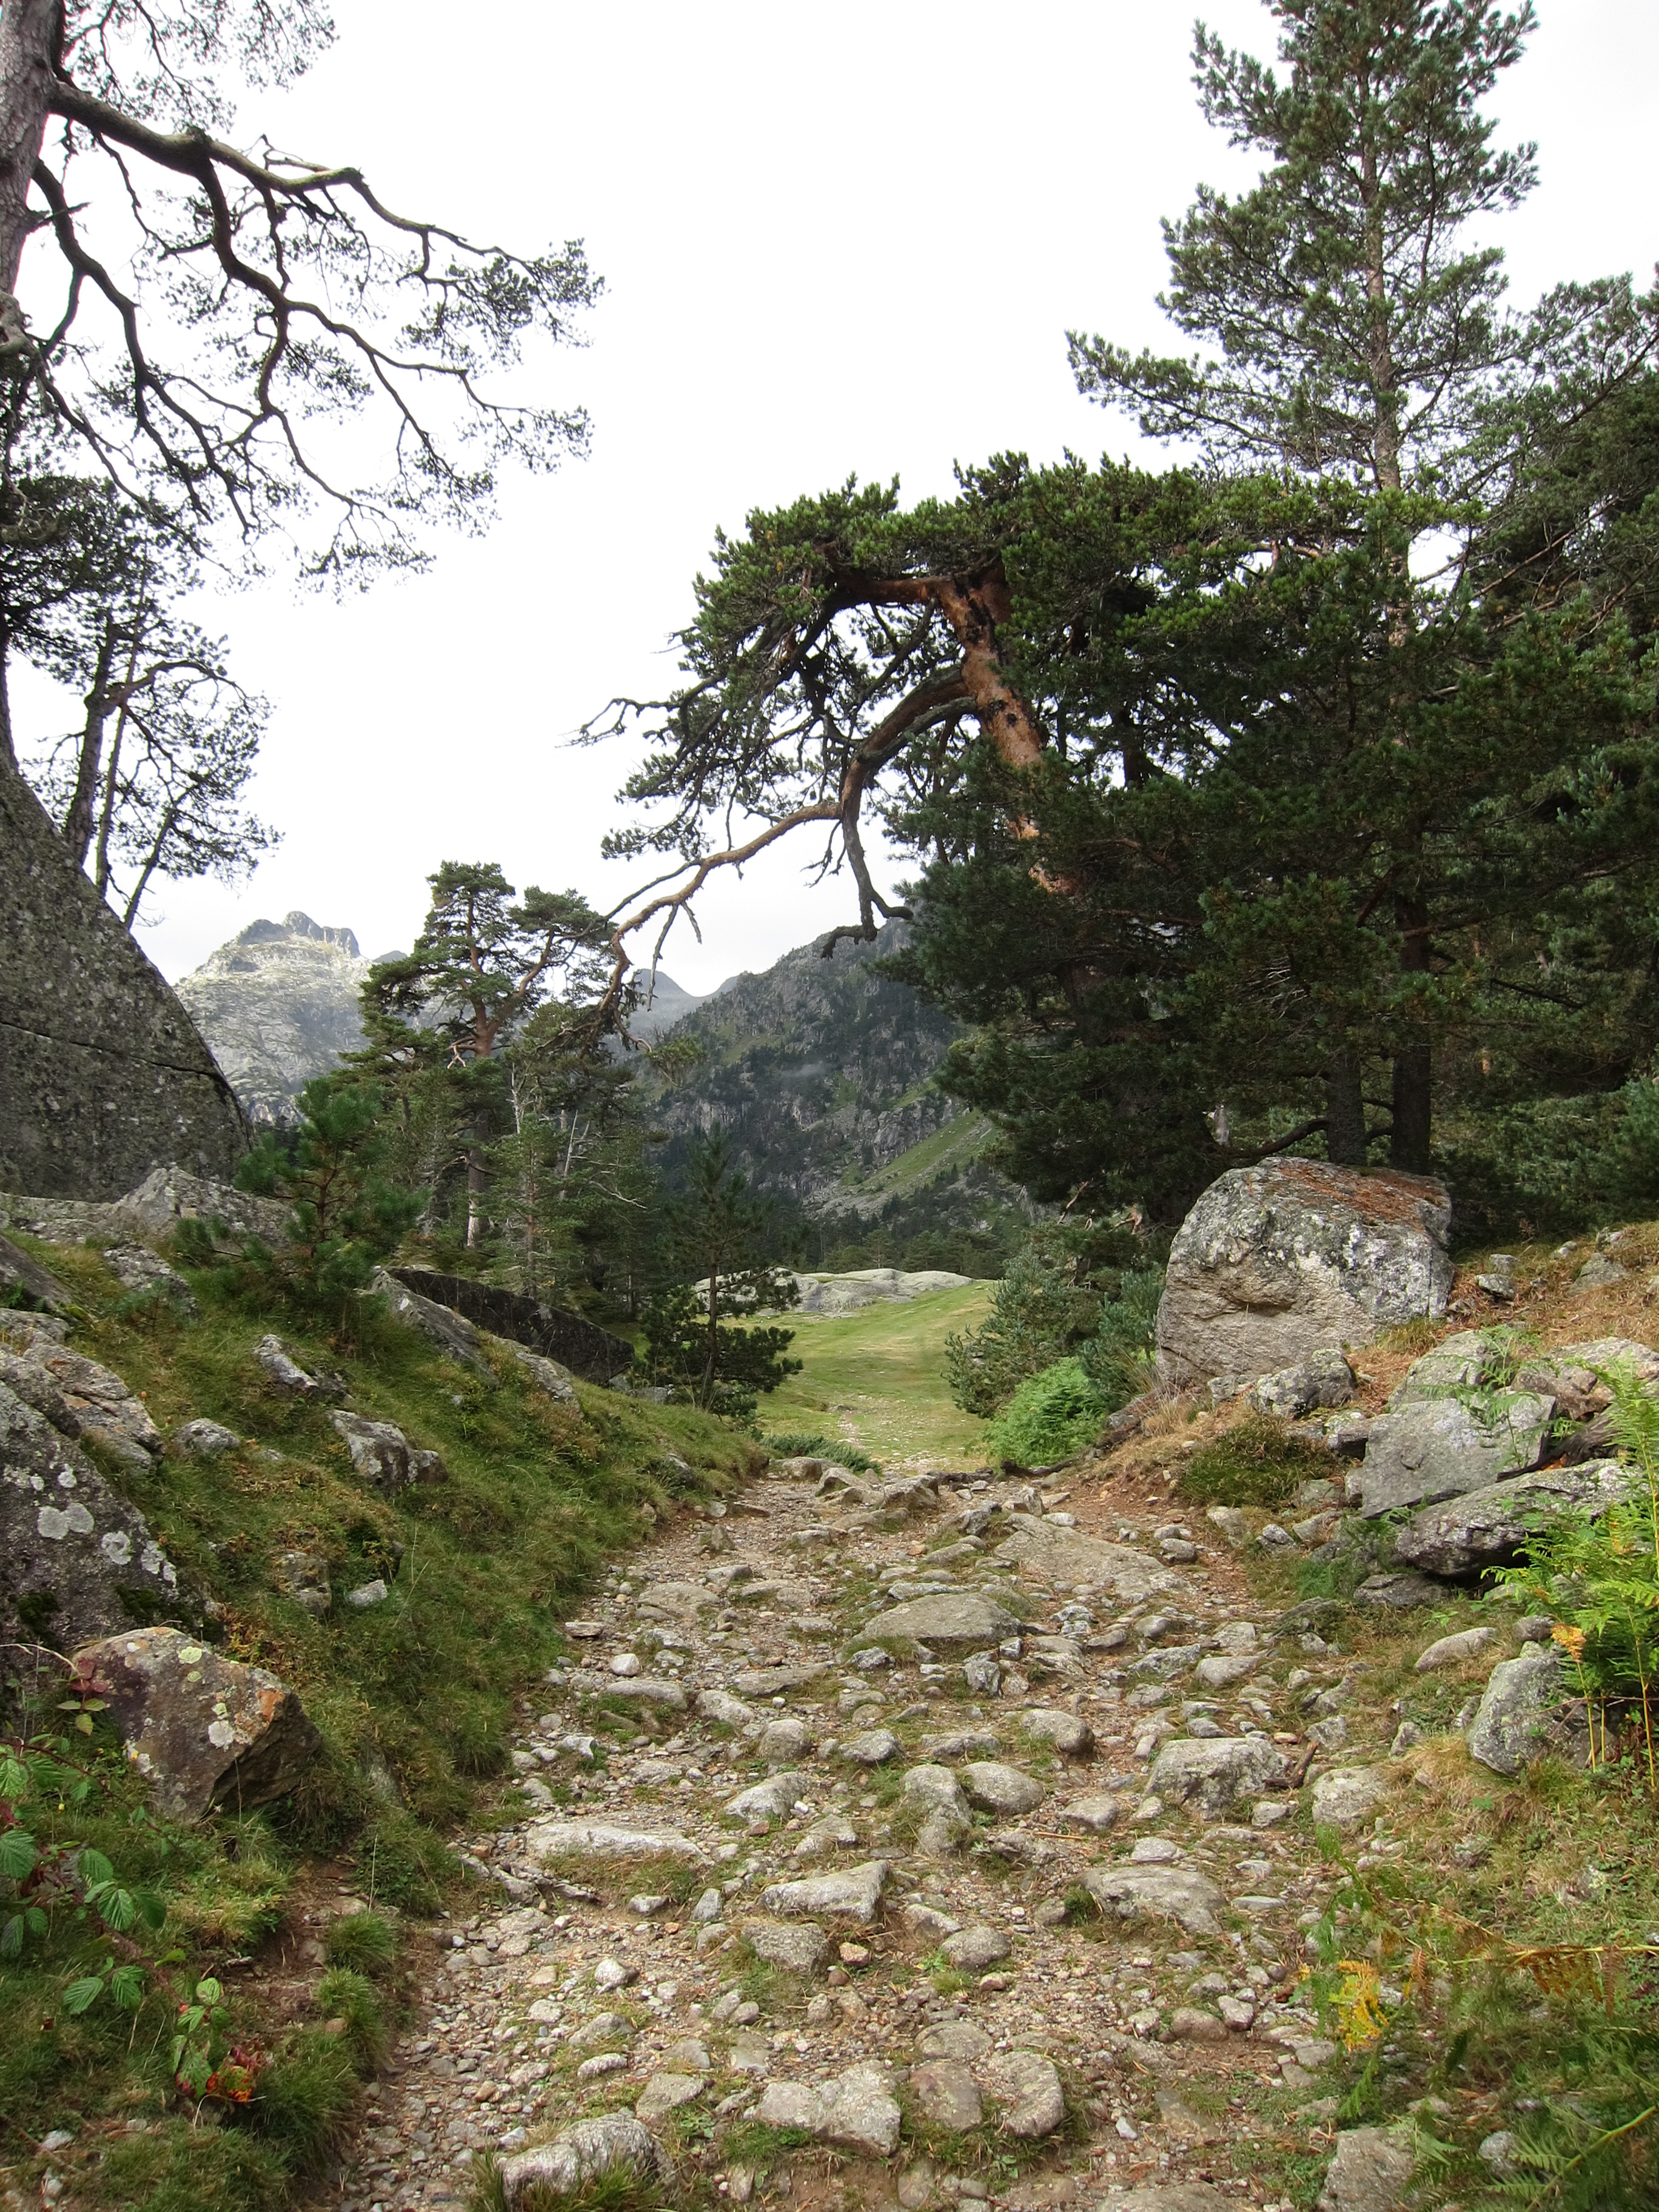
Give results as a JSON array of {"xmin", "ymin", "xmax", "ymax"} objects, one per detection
[
  {"xmin": 62, "ymin": 614, "xmax": 118, "ymax": 868},
  {"xmin": 0, "ymin": 0, "xmax": 59, "ymax": 296},
  {"xmin": 930, "ymin": 569, "xmax": 1048, "ymax": 768},
  {"xmin": 1324, "ymin": 1051, "xmax": 1369, "ymax": 1168},
  {"xmin": 0, "ymin": 618, "xmax": 15, "ymax": 772},
  {"xmin": 464, "ymin": 1116, "xmax": 488, "ymax": 1247},
  {"xmin": 1390, "ymin": 894, "xmax": 1433, "ymax": 1172}
]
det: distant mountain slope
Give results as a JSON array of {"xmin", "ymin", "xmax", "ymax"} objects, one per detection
[
  {"xmin": 649, "ymin": 923, "xmax": 1026, "ymax": 1244},
  {"xmin": 176, "ymin": 912, "xmax": 375, "ymax": 1124}
]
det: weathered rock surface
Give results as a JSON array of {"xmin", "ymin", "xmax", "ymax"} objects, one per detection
[
  {"xmin": 1252, "ymin": 1349, "xmax": 1355, "ymax": 1421},
  {"xmin": 741, "ymin": 1918, "xmax": 827, "ymax": 1972},
  {"xmin": 853, "ymin": 1590, "xmax": 1018, "ymax": 1651},
  {"xmin": 1082, "ymin": 1862, "xmax": 1227, "ymax": 1936},
  {"xmin": 330, "ymin": 1409, "xmax": 447, "ymax": 1492},
  {"xmin": 1017, "ymin": 1707, "xmax": 1094, "ymax": 1756},
  {"xmin": 78, "ymin": 1624, "xmax": 320, "ymax": 1820},
  {"xmin": 990, "ymin": 1516, "xmax": 1180, "ymax": 1600},
  {"xmin": 1413, "ymin": 1626, "xmax": 1496, "ymax": 1671},
  {"xmin": 101, "ymin": 1242, "xmax": 197, "ymax": 1313},
  {"xmin": 0, "ymin": 769, "xmax": 249, "ymax": 1198},
  {"xmin": 1394, "ymin": 1461, "xmax": 1635, "ymax": 1577},
  {"xmin": 960, "ymin": 1760, "xmax": 1045, "ymax": 1815},
  {"xmin": 370, "ymin": 1269, "xmax": 495, "ymax": 1376},
  {"xmin": 1311, "ymin": 1767, "xmax": 1392, "ymax": 1831},
  {"xmin": 1316, "ymin": 2123, "xmax": 1415, "ymax": 2211},
  {"xmin": 1, "ymin": 1335, "xmax": 161, "ymax": 1463},
  {"xmin": 1148, "ymin": 1736, "xmax": 1289, "ymax": 1817},
  {"xmin": 979, "ymin": 2048, "xmax": 1066, "ymax": 2137},
  {"xmin": 498, "ymin": 2114, "xmax": 669, "ymax": 2208},
  {"xmin": 522, "ymin": 1820, "xmax": 706, "ymax": 1862},
  {"xmin": 788, "ymin": 1267, "xmax": 975, "ymax": 1314},
  {"xmin": 1156, "ymin": 1156, "xmax": 1452, "ymax": 1387},
  {"xmin": 754, "ymin": 2061, "xmax": 902, "ymax": 2156},
  {"xmin": 760, "ymin": 1860, "xmax": 888, "ymax": 1925},
  {"xmin": 909, "ymin": 2056, "xmax": 982, "ymax": 2129},
  {"xmin": 1467, "ymin": 1647, "xmax": 1584, "ymax": 1775},
  {"xmin": 940, "ymin": 1924, "xmax": 1012, "ymax": 1971},
  {"xmin": 1358, "ymin": 1390, "xmax": 1553, "ymax": 1517},
  {"xmin": 1, "ymin": 1383, "xmax": 180, "ymax": 1672}
]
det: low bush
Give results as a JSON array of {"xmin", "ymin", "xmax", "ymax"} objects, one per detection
[
  {"xmin": 761, "ymin": 1430, "xmax": 880, "ymax": 1472},
  {"xmin": 1177, "ymin": 1411, "xmax": 1324, "ymax": 1506},
  {"xmin": 985, "ymin": 1358, "xmax": 1108, "ymax": 1466}
]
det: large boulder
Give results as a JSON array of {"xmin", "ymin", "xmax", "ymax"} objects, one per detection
[
  {"xmin": 0, "ymin": 769, "xmax": 249, "ymax": 1198},
  {"xmin": 990, "ymin": 1515, "xmax": 1181, "ymax": 1601},
  {"xmin": 1148, "ymin": 1736, "xmax": 1289, "ymax": 1817},
  {"xmin": 1156, "ymin": 1157, "xmax": 1451, "ymax": 1389},
  {"xmin": 384, "ymin": 1265, "xmax": 631, "ymax": 1382},
  {"xmin": 1393, "ymin": 1461, "xmax": 1635, "ymax": 1578},
  {"xmin": 0, "ymin": 1332, "xmax": 162, "ymax": 1467},
  {"xmin": 1081, "ymin": 1862, "xmax": 1227, "ymax": 1937},
  {"xmin": 853, "ymin": 1591, "xmax": 1018, "ymax": 1652},
  {"xmin": 1, "ymin": 1381, "xmax": 182, "ymax": 1681},
  {"xmin": 1467, "ymin": 1647, "xmax": 1586, "ymax": 1775},
  {"xmin": 78, "ymin": 1625, "xmax": 321, "ymax": 1820},
  {"xmin": 1357, "ymin": 1390, "xmax": 1553, "ymax": 1518}
]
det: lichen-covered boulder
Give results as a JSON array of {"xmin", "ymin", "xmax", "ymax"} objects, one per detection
[
  {"xmin": 1358, "ymin": 1390, "xmax": 1553, "ymax": 1518},
  {"xmin": 1393, "ymin": 1461, "xmax": 1635, "ymax": 1578},
  {"xmin": 1252, "ymin": 1349, "xmax": 1355, "ymax": 1420},
  {"xmin": 1467, "ymin": 1647, "xmax": 1586, "ymax": 1775},
  {"xmin": 1, "ymin": 1383, "xmax": 179, "ymax": 1678},
  {"xmin": 329, "ymin": 1409, "xmax": 447, "ymax": 1492},
  {"xmin": 1156, "ymin": 1157, "xmax": 1451, "ymax": 1389},
  {"xmin": 75, "ymin": 1625, "xmax": 321, "ymax": 1820}
]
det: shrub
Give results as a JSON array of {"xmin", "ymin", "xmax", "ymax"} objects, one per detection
[
  {"xmin": 323, "ymin": 1910, "xmax": 398, "ymax": 1976},
  {"xmin": 1178, "ymin": 1412, "xmax": 1323, "ymax": 1507},
  {"xmin": 313, "ymin": 1966, "xmax": 389, "ymax": 2073},
  {"xmin": 762, "ymin": 1431, "xmax": 880, "ymax": 1473},
  {"xmin": 985, "ymin": 1358, "xmax": 1108, "ymax": 1466},
  {"xmin": 945, "ymin": 1219, "xmax": 1164, "ymax": 1419}
]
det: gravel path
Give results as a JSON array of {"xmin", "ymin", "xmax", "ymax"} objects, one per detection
[{"xmin": 321, "ymin": 1455, "xmax": 1383, "ymax": 2212}]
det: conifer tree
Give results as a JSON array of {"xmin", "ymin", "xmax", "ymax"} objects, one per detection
[{"xmin": 360, "ymin": 865, "xmax": 611, "ymax": 1250}]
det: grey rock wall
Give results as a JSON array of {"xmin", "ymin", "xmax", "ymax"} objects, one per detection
[{"xmin": 0, "ymin": 769, "xmax": 249, "ymax": 1198}]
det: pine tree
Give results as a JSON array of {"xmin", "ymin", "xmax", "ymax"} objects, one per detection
[
  {"xmin": 643, "ymin": 1132, "xmax": 800, "ymax": 1418},
  {"xmin": 359, "ymin": 864, "xmax": 611, "ymax": 1251}
]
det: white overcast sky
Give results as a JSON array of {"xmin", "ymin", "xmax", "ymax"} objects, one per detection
[{"xmin": 14, "ymin": 0, "xmax": 1657, "ymax": 992}]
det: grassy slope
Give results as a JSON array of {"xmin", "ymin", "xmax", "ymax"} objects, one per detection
[
  {"xmin": 762, "ymin": 1281, "xmax": 993, "ymax": 1465},
  {"xmin": 1, "ymin": 1237, "xmax": 760, "ymax": 2212}
]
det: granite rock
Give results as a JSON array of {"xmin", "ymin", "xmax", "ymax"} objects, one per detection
[
  {"xmin": 77, "ymin": 1624, "xmax": 320, "ymax": 1820},
  {"xmin": 1393, "ymin": 1461, "xmax": 1635, "ymax": 1578},
  {"xmin": 1156, "ymin": 1156, "xmax": 1451, "ymax": 1389}
]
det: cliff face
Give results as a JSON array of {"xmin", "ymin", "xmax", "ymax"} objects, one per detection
[
  {"xmin": 0, "ymin": 769, "xmax": 249, "ymax": 1198},
  {"xmin": 175, "ymin": 913, "xmax": 374, "ymax": 1124},
  {"xmin": 649, "ymin": 924, "xmax": 992, "ymax": 1220}
]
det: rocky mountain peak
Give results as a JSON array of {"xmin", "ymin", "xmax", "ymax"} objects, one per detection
[{"xmin": 176, "ymin": 911, "xmax": 376, "ymax": 1123}]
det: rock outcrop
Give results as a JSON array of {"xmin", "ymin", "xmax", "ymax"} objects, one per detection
[
  {"xmin": 174, "ymin": 911, "xmax": 375, "ymax": 1124},
  {"xmin": 0, "ymin": 767, "xmax": 249, "ymax": 1197},
  {"xmin": 1, "ymin": 1367, "xmax": 181, "ymax": 1679},
  {"xmin": 385, "ymin": 1266, "xmax": 632, "ymax": 1383},
  {"xmin": 76, "ymin": 1624, "xmax": 321, "ymax": 1819},
  {"xmin": 1156, "ymin": 1156, "xmax": 1452, "ymax": 1388}
]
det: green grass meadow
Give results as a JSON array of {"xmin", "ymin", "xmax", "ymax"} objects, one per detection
[{"xmin": 764, "ymin": 1280, "xmax": 993, "ymax": 1465}]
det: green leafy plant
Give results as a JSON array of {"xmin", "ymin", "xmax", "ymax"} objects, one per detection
[
  {"xmin": 762, "ymin": 1430, "xmax": 880, "ymax": 1473},
  {"xmin": 1498, "ymin": 1358, "xmax": 1659, "ymax": 1792},
  {"xmin": 170, "ymin": 1974, "xmax": 262, "ymax": 2104},
  {"xmin": 1, "ymin": 1745, "xmax": 166, "ymax": 1977},
  {"xmin": 984, "ymin": 1357, "xmax": 1108, "ymax": 1466}
]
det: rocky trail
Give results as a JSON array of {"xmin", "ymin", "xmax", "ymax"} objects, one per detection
[{"xmin": 316, "ymin": 1445, "xmax": 1459, "ymax": 2212}]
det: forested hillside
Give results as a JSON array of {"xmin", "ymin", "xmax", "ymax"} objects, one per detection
[{"xmin": 646, "ymin": 924, "xmax": 1034, "ymax": 1273}]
